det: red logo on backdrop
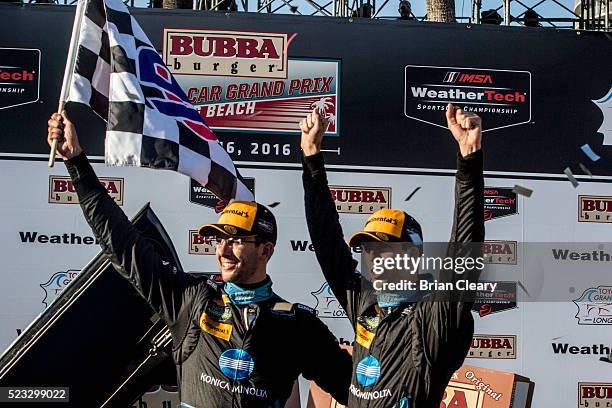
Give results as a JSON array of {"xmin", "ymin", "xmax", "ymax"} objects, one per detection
[
  {"xmin": 405, "ymin": 65, "xmax": 531, "ymax": 132},
  {"xmin": 482, "ymin": 240, "xmax": 517, "ymax": 265},
  {"xmin": 164, "ymin": 29, "xmax": 288, "ymax": 79},
  {"xmin": 472, "ymin": 281, "xmax": 517, "ymax": 317},
  {"xmin": 468, "ymin": 334, "xmax": 517, "ymax": 359},
  {"xmin": 444, "ymin": 71, "xmax": 493, "ymax": 84},
  {"xmin": 329, "ymin": 186, "xmax": 391, "ymax": 214},
  {"xmin": 479, "ymin": 304, "xmax": 493, "ymax": 317},
  {"xmin": 49, "ymin": 176, "xmax": 124, "ymax": 205},
  {"xmin": 578, "ymin": 195, "xmax": 612, "ymax": 223},
  {"xmin": 189, "ymin": 230, "xmax": 215, "ymax": 255},
  {"xmin": 578, "ymin": 383, "xmax": 612, "ymax": 407},
  {"xmin": 484, "ymin": 187, "xmax": 518, "ymax": 221},
  {"xmin": 0, "ymin": 48, "xmax": 40, "ymax": 110},
  {"xmin": 170, "ymin": 36, "xmax": 280, "ymax": 59}
]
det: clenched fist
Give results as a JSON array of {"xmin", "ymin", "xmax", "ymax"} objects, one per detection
[
  {"xmin": 299, "ymin": 109, "xmax": 329, "ymax": 157},
  {"xmin": 47, "ymin": 111, "xmax": 82, "ymax": 161},
  {"xmin": 446, "ymin": 104, "xmax": 482, "ymax": 157}
]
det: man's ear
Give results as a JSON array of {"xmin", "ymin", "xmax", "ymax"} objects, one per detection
[{"xmin": 260, "ymin": 242, "xmax": 275, "ymax": 261}]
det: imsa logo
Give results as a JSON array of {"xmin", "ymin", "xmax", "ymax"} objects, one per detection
[
  {"xmin": 482, "ymin": 241, "xmax": 517, "ymax": 265},
  {"xmin": 578, "ymin": 383, "xmax": 612, "ymax": 407},
  {"xmin": 468, "ymin": 334, "xmax": 517, "ymax": 359},
  {"xmin": 49, "ymin": 176, "xmax": 124, "ymax": 205},
  {"xmin": 329, "ymin": 186, "xmax": 391, "ymax": 214},
  {"xmin": 189, "ymin": 230, "xmax": 215, "ymax": 255}
]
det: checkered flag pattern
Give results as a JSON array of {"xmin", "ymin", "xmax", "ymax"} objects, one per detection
[{"xmin": 66, "ymin": 0, "xmax": 254, "ymax": 201}]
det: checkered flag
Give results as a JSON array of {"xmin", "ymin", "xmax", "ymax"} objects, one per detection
[{"xmin": 65, "ymin": 0, "xmax": 254, "ymax": 201}]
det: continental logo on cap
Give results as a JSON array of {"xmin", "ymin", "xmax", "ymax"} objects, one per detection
[
  {"xmin": 224, "ymin": 225, "xmax": 238, "ymax": 235},
  {"xmin": 578, "ymin": 382, "xmax": 612, "ymax": 406},
  {"xmin": 200, "ymin": 312, "xmax": 232, "ymax": 341},
  {"xmin": 329, "ymin": 186, "xmax": 391, "ymax": 214},
  {"xmin": 468, "ymin": 334, "xmax": 517, "ymax": 359},
  {"xmin": 366, "ymin": 217, "xmax": 399, "ymax": 226},
  {"xmin": 482, "ymin": 241, "xmax": 517, "ymax": 265},
  {"xmin": 222, "ymin": 209, "xmax": 250, "ymax": 218},
  {"xmin": 362, "ymin": 210, "xmax": 406, "ymax": 241},
  {"xmin": 49, "ymin": 176, "xmax": 124, "ymax": 205},
  {"xmin": 189, "ymin": 230, "xmax": 215, "ymax": 255},
  {"xmin": 217, "ymin": 202, "xmax": 257, "ymax": 231}
]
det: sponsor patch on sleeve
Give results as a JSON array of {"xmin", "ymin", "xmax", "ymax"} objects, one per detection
[
  {"xmin": 206, "ymin": 278, "xmax": 220, "ymax": 290},
  {"xmin": 271, "ymin": 302, "xmax": 295, "ymax": 316},
  {"xmin": 294, "ymin": 303, "xmax": 316, "ymax": 314}
]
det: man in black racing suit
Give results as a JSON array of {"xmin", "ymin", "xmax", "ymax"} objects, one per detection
[
  {"xmin": 46, "ymin": 111, "xmax": 352, "ymax": 408},
  {"xmin": 299, "ymin": 104, "xmax": 485, "ymax": 407}
]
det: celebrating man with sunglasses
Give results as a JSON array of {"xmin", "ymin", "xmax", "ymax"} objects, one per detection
[
  {"xmin": 46, "ymin": 112, "xmax": 352, "ymax": 408},
  {"xmin": 299, "ymin": 104, "xmax": 485, "ymax": 407}
]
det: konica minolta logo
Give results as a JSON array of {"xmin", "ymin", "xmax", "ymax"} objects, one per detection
[
  {"xmin": 219, "ymin": 348, "xmax": 254, "ymax": 380},
  {"xmin": 405, "ymin": 65, "xmax": 531, "ymax": 132},
  {"xmin": 356, "ymin": 356, "xmax": 381, "ymax": 387}
]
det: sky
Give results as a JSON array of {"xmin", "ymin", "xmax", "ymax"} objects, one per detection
[{"xmin": 120, "ymin": 0, "xmax": 584, "ymax": 28}]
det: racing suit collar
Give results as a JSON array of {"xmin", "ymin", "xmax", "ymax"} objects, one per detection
[{"xmin": 224, "ymin": 275, "xmax": 274, "ymax": 305}]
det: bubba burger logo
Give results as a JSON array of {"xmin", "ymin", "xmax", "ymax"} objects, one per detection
[
  {"xmin": 164, "ymin": 29, "xmax": 288, "ymax": 79},
  {"xmin": 329, "ymin": 186, "xmax": 391, "ymax": 214},
  {"xmin": 189, "ymin": 230, "xmax": 215, "ymax": 255},
  {"xmin": 49, "ymin": 176, "xmax": 124, "ymax": 205},
  {"xmin": 468, "ymin": 335, "xmax": 516, "ymax": 359},
  {"xmin": 482, "ymin": 240, "xmax": 517, "ymax": 265},
  {"xmin": 578, "ymin": 383, "xmax": 612, "ymax": 407},
  {"xmin": 579, "ymin": 196, "xmax": 612, "ymax": 223}
]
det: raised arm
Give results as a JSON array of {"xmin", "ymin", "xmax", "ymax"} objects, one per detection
[
  {"xmin": 419, "ymin": 105, "xmax": 485, "ymax": 371},
  {"xmin": 47, "ymin": 112, "xmax": 196, "ymax": 326},
  {"xmin": 446, "ymin": 104, "xmax": 485, "ymax": 244},
  {"xmin": 300, "ymin": 110, "xmax": 360, "ymax": 323}
]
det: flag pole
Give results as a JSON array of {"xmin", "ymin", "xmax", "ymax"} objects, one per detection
[{"xmin": 49, "ymin": 0, "xmax": 87, "ymax": 167}]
